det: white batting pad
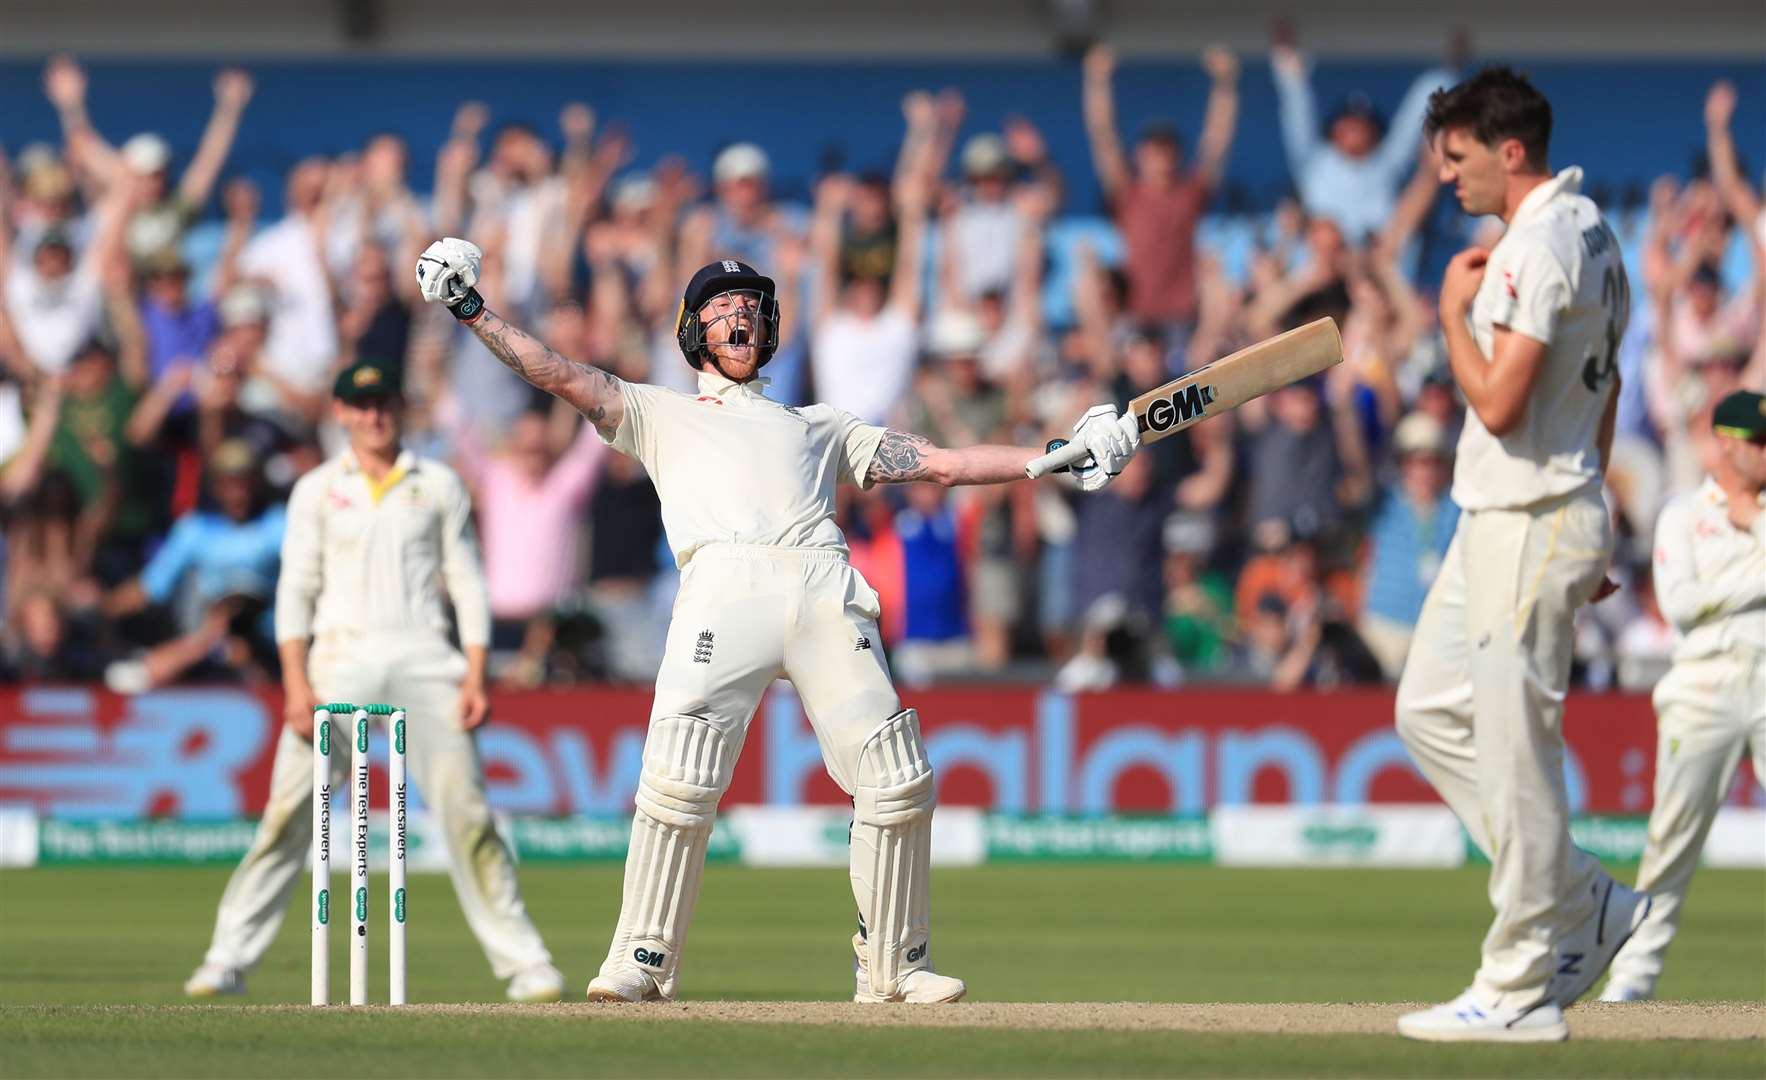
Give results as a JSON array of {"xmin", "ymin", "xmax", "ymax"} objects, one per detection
[
  {"xmin": 599, "ymin": 714, "xmax": 734, "ymax": 999},
  {"xmin": 849, "ymin": 708, "xmax": 936, "ymax": 999}
]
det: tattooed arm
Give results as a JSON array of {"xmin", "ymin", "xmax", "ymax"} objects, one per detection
[
  {"xmin": 866, "ymin": 429, "xmax": 1038, "ymax": 487},
  {"xmin": 468, "ymin": 308, "xmax": 625, "ymax": 439}
]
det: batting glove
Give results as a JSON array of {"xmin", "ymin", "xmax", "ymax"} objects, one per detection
[
  {"xmin": 1069, "ymin": 403, "xmax": 1141, "ymax": 492},
  {"xmin": 415, "ymin": 237, "xmax": 486, "ymax": 322}
]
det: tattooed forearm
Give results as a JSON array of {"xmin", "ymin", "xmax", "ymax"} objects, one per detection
[
  {"xmin": 868, "ymin": 429, "xmax": 935, "ymax": 484},
  {"xmin": 867, "ymin": 429, "xmax": 1039, "ymax": 487},
  {"xmin": 469, "ymin": 309, "xmax": 623, "ymax": 437}
]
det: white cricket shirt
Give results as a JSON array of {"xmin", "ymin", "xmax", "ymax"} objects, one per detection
[
  {"xmin": 1653, "ymin": 477, "xmax": 1766, "ymax": 664},
  {"xmin": 1452, "ymin": 167, "xmax": 1630, "ymax": 511},
  {"xmin": 606, "ymin": 369, "xmax": 887, "ymax": 567},
  {"xmin": 275, "ymin": 449, "xmax": 491, "ymax": 648}
]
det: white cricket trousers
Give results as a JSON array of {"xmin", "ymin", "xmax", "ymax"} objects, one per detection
[
  {"xmin": 599, "ymin": 544, "xmax": 916, "ymax": 996},
  {"xmin": 200, "ymin": 633, "xmax": 552, "ymax": 979},
  {"xmin": 1607, "ymin": 649, "xmax": 1766, "ymax": 993},
  {"xmin": 1395, "ymin": 488, "xmax": 1613, "ymax": 1006}
]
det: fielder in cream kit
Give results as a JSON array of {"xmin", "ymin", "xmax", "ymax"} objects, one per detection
[
  {"xmin": 1393, "ymin": 69, "xmax": 1648, "ymax": 1042},
  {"xmin": 1601, "ymin": 391, "xmax": 1766, "ymax": 1002},
  {"xmin": 183, "ymin": 359, "xmax": 565, "ymax": 1004},
  {"xmin": 415, "ymin": 244, "xmax": 1140, "ymax": 1002}
]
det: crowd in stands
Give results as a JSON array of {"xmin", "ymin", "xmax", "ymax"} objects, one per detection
[{"xmin": 1, "ymin": 35, "xmax": 1761, "ymax": 693}]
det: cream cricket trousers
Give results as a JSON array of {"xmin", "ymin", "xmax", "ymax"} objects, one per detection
[
  {"xmin": 201, "ymin": 633, "xmax": 552, "ymax": 979},
  {"xmin": 599, "ymin": 544, "xmax": 916, "ymax": 996},
  {"xmin": 1395, "ymin": 489, "xmax": 1612, "ymax": 1006},
  {"xmin": 1607, "ymin": 650, "xmax": 1766, "ymax": 994}
]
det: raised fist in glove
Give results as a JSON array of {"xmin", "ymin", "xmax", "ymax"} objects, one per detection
[
  {"xmin": 415, "ymin": 237, "xmax": 485, "ymax": 321},
  {"xmin": 1070, "ymin": 403, "xmax": 1141, "ymax": 492}
]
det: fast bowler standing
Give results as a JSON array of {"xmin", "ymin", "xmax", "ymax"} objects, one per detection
[
  {"xmin": 414, "ymin": 241, "xmax": 1139, "ymax": 1002},
  {"xmin": 1393, "ymin": 68, "xmax": 1647, "ymax": 1042},
  {"xmin": 183, "ymin": 359, "xmax": 566, "ymax": 1003},
  {"xmin": 1601, "ymin": 391, "xmax": 1766, "ymax": 1001}
]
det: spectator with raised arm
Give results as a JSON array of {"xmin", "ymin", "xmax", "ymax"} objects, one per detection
[
  {"xmin": 44, "ymin": 56, "xmax": 253, "ymax": 262},
  {"xmin": 1268, "ymin": 21, "xmax": 1455, "ymax": 244},
  {"xmin": 809, "ymin": 169, "xmax": 929, "ymax": 425},
  {"xmin": 1083, "ymin": 43, "xmax": 1239, "ymax": 344}
]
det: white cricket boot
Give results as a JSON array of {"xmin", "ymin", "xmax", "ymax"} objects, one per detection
[
  {"xmin": 852, "ymin": 933, "xmax": 966, "ymax": 1003},
  {"xmin": 1397, "ymin": 989, "xmax": 1568, "ymax": 1043},
  {"xmin": 586, "ymin": 966, "xmax": 664, "ymax": 1003},
  {"xmin": 1550, "ymin": 873, "xmax": 1651, "ymax": 1008},
  {"xmin": 1597, "ymin": 979, "xmax": 1655, "ymax": 1003},
  {"xmin": 182, "ymin": 963, "xmax": 245, "ymax": 998},
  {"xmin": 507, "ymin": 962, "xmax": 566, "ymax": 1003}
]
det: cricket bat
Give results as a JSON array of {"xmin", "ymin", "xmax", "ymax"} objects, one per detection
[{"xmin": 1025, "ymin": 317, "xmax": 1343, "ymax": 479}]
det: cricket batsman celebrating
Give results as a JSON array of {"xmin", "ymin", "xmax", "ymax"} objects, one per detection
[
  {"xmin": 1393, "ymin": 68, "xmax": 1646, "ymax": 1042},
  {"xmin": 1601, "ymin": 390, "xmax": 1765, "ymax": 1001},
  {"xmin": 184, "ymin": 359, "xmax": 566, "ymax": 1003},
  {"xmin": 415, "ymin": 243, "xmax": 1139, "ymax": 1003}
]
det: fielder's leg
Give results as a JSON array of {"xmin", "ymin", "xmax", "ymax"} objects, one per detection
[
  {"xmin": 1461, "ymin": 495, "xmax": 1629, "ymax": 1011},
  {"xmin": 392, "ymin": 641, "xmax": 559, "ymax": 998},
  {"xmin": 1603, "ymin": 657, "xmax": 1761, "ymax": 1000},
  {"xmin": 188, "ymin": 719, "xmax": 345, "ymax": 994},
  {"xmin": 1393, "ymin": 529, "xmax": 1491, "ymax": 850}
]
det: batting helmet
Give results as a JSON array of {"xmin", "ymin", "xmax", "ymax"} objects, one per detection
[{"xmin": 674, "ymin": 259, "xmax": 781, "ymax": 371}]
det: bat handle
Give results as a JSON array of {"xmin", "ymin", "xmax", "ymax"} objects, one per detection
[{"xmin": 1025, "ymin": 438, "xmax": 1093, "ymax": 480}]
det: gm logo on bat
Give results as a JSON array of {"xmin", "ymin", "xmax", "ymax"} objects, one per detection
[{"xmin": 1142, "ymin": 383, "xmax": 1217, "ymax": 433}]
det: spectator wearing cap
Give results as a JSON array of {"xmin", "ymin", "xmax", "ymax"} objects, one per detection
[
  {"xmin": 47, "ymin": 331, "xmax": 157, "ymax": 581},
  {"xmin": 682, "ymin": 142, "xmax": 803, "ymax": 274},
  {"xmin": 1081, "ymin": 43, "xmax": 1239, "ymax": 340},
  {"xmin": 1644, "ymin": 179, "xmax": 1760, "ymax": 492},
  {"xmin": 808, "ymin": 171, "xmax": 928, "ymax": 425},
  {"xmin": 138, "ymin": 248, "xmax": 218, "ymax": 391},
  {"xmin": 1161, "ymin": 510, "xmax": 1234, "ymax": 676},
  {"xmin": 8, "ymin": 149, "xmax": 87, "ymax": 258},
  {"xmin": 1267, "ymin": 24, "xmax": 1453, "ymax": 244},
  {"xmin": 1357, "ymin": 413, "xmax": 1459, "ymax": 679},
  {"xmin": 678, "ymin": 143, "xmax": 811, "ymax": 401},
  {"xmin": 220, "ymin": 159, "xmax": 339, "ymax": 413},
  {"xmin": 905, "ymin": 309, "xmax": 1022, "ymax": 670},
  {"xmin": 943, "ymin": 133, "xmax": 1026, "ymax": 302},
  {"xmin": 43, "ymin": 57, "xmax": 253, "ymax": 264},
  {"xmin": 3, "ymin": 160, "xmax": 132, "ymax": 378},
  {"xmin": 95, "ymin": 438, "xmax": 286, "ymax": 692},
  {"xmin": 1110, "ymin": 325, "xmax": 1233, "ymax": 512},
  {"xmin": 1241, "ymin": 376, "xmax": 1369, "ymax": 540}
]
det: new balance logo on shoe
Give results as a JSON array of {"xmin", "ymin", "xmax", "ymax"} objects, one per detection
[
  {"xmin": 693, "ymin": 631, "xmax": 714, "ymax": 664},
  {"xmin": 1558, "ymin": 952, "xmax": 1584, "ymax": 976},
  {"xmin": 854, "ymin": 636, "xmax": 872, "ymax": 652}
]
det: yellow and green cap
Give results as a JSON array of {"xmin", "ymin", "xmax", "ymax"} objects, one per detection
[
  {"xmin": 333, "ymin": 358, "xmax": 402, "ymax": 402},
  {"xmin": 1712, "ymin": 390, "xmax": 1766, "ymax": 440}
]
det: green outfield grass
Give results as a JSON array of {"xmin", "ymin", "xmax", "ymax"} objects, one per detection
[{"xmin": 2, "ymin": 864, "xmax": 1762, "ymax": 1077}]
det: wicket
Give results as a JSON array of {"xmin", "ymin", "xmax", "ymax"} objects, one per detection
[{"xmin": 311, "ymin": 703, "xmax": 408, "ymax": 1006}]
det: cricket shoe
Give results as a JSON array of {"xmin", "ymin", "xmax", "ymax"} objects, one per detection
[
  {"xmin": 1397, "ymin": 990, "xmax": 1568, "ymax": 1043},
  {"xmin": 1597, "ymin": 979, "xmax": 1655, "ymax": 1003},
  {"xmin": 586, "ymin": 967, "xmax": 664, "ymax": 1003},
  {"xmin": 183, "ymin": 963, "xmax": 245, "ymax": 998},
  {"xmin": 852, "ymin": 933, "xmax": 966, "ymax": 1003},
  {"xmin": 506, "ymin": 962, "xmax": 566, "ymax": 1003},
  {"xmin": 1551, "ymin": 873, "xmax": 1651, "ymax": 1008}
]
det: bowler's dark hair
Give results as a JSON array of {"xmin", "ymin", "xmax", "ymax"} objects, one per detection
[{"xmin": 1423, "ymin": 66, "xmax": 1552, "ymax": 169}]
